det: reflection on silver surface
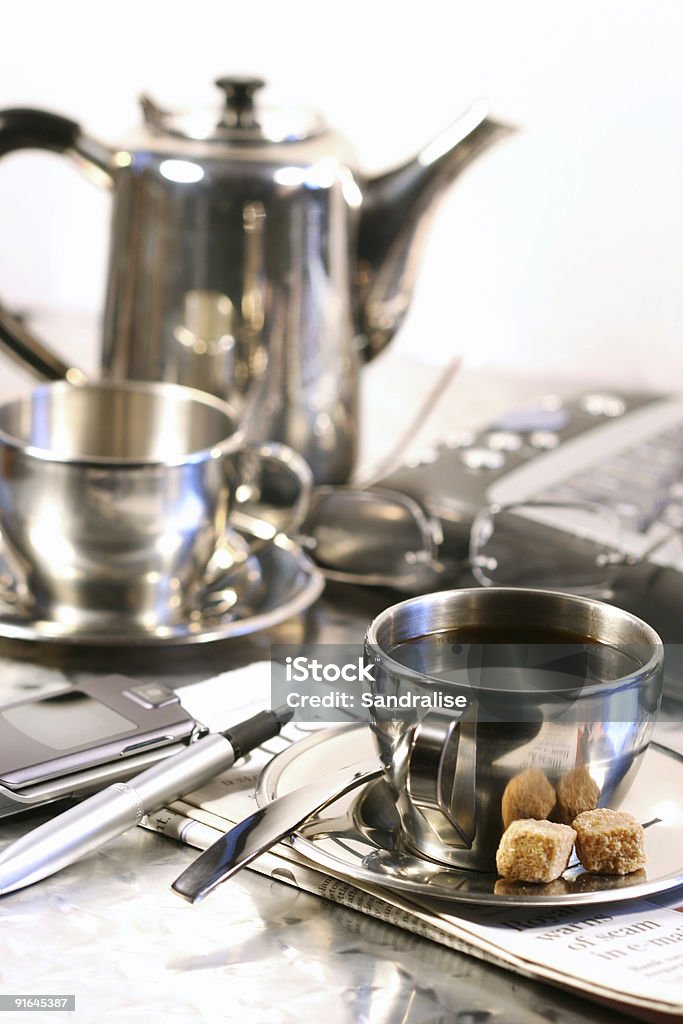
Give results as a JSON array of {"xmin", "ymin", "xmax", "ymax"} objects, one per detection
[
  {"xmin": 258, "ymin": 724, "xmax": 683, "ymax": 907},
  {"xmin": 0, "ymin": 817, "xmax": 618, "ymax": 1024},
  {"xmin": 0, "ymin": 534, "xmax": 323, "ymax": 646},
  {"xmin": 174, "ymin": 290, "xmax": 234, "ymax": 350}
]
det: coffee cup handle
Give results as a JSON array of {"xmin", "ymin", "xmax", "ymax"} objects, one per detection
[
  {"xmin": 406, "ymin": 708, "xmax": 478, "ymax": 847},
  {"xmin": 230, "ymin": 441, "xmax": 313, "ymax": 548}
]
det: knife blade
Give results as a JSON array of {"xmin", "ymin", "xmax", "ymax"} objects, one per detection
[{"xmin": 171, "ymin": 756, "xmax": 381, "ymax": 903}]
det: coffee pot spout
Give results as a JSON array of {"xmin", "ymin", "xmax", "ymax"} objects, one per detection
[{"xmin": 356, "ymin": 101, "xmax": 515, "ymax": 361}]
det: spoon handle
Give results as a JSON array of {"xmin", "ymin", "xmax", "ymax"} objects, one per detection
[{"xmin": 171, "ymin": 757, "xmax": 381, "ymax": 903}]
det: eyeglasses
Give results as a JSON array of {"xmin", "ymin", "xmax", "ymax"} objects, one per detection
[
  {"xmin": 299, "ymin": 490, "xmax": 683, "ymax": 595},
  {"xmin": 469, "ymin": 499, "xmax": 683, "ymax": 594},
  {"xmin": 298, "ymin": 486, "xmax": 443, "ymax": 589}
]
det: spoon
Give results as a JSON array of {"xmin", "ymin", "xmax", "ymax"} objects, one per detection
[{"xmin": 171, "ymin": 757, "xmax": 381, "ymax": 903}]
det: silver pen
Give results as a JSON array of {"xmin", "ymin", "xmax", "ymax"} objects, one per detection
[{"xmin": 0, "ymin": 706, "xmax": 291, "ymax": 895}]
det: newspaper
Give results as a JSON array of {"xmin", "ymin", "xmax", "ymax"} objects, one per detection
[{"xmin": 142, "ymin": 667, "xmax": 683, "ymax": 1021}]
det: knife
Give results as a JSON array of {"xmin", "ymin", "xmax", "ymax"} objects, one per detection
[{"xmin": 171, "ymin": 756, "xmax": 381, "ymax": 903}]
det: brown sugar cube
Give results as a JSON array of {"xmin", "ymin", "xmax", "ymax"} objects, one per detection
[
  {"xmin": 573, "ymin": 809, "xmax": 646, "ymax": 875},
  {"xmin": 555, "ymin": 764, "xmax": 600, "ymax": 824},
  {"xmin": 496, "ymin": 819, "xmax": 577, "ymax": 883},
  {"xmin": 501, "ymin": 768, "xmax": 556, "ymax": 828}
]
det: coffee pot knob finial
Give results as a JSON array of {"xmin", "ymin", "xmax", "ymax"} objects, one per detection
[{"xmin": 215, "ymin": 76, "xmax": 265, "ymax": 129}]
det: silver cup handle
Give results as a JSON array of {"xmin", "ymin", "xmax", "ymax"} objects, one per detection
[
  {"xmin": 200, "ymin": 442, "xmax": 312, "ymax": 597},
  {"xmin": 230, "ymin": 441, "xmax": 313, "ymax": 546},
  {"xmin": 406, "ymin": 707, "xmax": 478, "ymax": 847}
]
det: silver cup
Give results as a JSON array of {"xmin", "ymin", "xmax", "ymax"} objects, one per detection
[
  {"xmin": 364, "ymin": 588, "xmax": 663, "ymax": 872},
  {"xmin": 0, "ymin": 380, "xmax": 311, "ymax": 630}
]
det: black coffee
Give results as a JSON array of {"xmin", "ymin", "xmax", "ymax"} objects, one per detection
[{"xmin": 388, "ymin": 625, "xmax": 643, "ymax": 694}]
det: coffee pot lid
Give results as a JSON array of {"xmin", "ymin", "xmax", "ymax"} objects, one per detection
[{"xmin": 141, "ymin": 77, "xmax": 324, "ymax": 144}]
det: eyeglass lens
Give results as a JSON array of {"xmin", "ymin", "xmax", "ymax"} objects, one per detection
[
  {"xmin": 300, "ymin": 487, "xmax": 439, "ymax": 586},
  {"xmin": 469, "ymin": 502, "xmax": 625, "ymax": 592}
]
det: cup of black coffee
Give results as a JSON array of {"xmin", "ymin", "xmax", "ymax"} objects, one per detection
[{"xmin": 364, "ymin": 588, "xmax": 663, "ymax": 872}]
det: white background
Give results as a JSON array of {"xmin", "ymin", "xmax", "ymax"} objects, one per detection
[{"xmin": 0, "ymin": 0, "xmax": 682, "ymax": 392}]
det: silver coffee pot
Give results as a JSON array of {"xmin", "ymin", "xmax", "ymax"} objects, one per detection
[{"xmin": 0, "ymin": 78, "xmax": 512, "ymax": 482}]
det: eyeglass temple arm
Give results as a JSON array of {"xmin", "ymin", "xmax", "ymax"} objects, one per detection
[{"xmin": 597, "ymin": 524, "xmax": 681, "ymax": 569}]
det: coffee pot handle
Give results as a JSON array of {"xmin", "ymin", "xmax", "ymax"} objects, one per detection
[
  {"xmin": 0, "ymin": 303, "xmax": 81, "ymax": 381},
  {"xmin": 0, "ymin": 108, "xmax": 92, "ymax": 382},
  {"xmin": 406, "ymin": 708, "xmax": 478, "ymax": 847},
  {"xmin": 0, "ymin": 107, "xmax": 79, "ymax": 156}
]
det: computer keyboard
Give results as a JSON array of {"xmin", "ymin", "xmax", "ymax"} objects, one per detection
[{"xmin": 487, "ymin": 396, "xmax": 683, "ymax": 568}]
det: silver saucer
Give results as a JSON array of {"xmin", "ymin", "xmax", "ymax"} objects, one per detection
[
  {"xmin": 258, "ymin": 723, "xmax": 683, "ymax": 907},
  {"xmin": 0, "ymin": 534, "xmax": 324, "ymax": 646}
]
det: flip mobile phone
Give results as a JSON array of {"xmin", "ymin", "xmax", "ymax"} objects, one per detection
[{"xmin": 0, "ymin": 675, "xmax": 206, "ymax": 817}]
